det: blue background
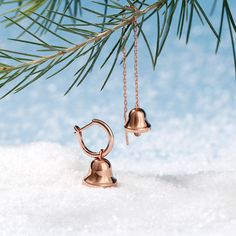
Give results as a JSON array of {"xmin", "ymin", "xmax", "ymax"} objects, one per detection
[{"xmin": 0, "ymin": 1, "xmax": 235, "ymax": 148}]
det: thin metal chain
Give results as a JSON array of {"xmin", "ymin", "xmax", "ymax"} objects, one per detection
[
  {"xmin": 122, "ymin": 13, "xmax": 139, "ymax": 145},
  {"xmin": 133, "ymin": 17, "xmax": 139, "ymax": 109},
  {"xmin": 122, "ymin": 40, "xmax": 128, "ymax": 122},
  {"xmin": 122, "ymin": 25, "xmax": 129, "ymax": 145}
]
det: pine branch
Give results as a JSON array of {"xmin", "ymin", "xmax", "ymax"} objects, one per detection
[
  {"xmin": 0, "ymin": 1, "xmax": 167, "ymax": 97},
  {"xmin": 0, "ymin": 0, "xmax": 234, "ymax": 98},
  {"xmin": 0, "ymin": 0, "xmax": 83, "ymax": 26}
]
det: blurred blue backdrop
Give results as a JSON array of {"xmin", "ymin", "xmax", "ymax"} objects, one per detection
[{"xmin": 0, "ymin": 2, "xmax": 235, "ymax": 149}]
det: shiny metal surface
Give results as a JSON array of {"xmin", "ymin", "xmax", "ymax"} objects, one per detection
[
  {"xmin": 83, "ymin": 158, "xmax": 117, "ymax": 187},
  {"xmin": 74, "ymin": 119, "xmax": 117, "ymax": 188},
  {"xmin": 125, "ymin": 107, "xmax": 151, "ymax": 136},
  {"xmin": 74, "ymin": 119, "xmax": 114, "ymax": 159}
]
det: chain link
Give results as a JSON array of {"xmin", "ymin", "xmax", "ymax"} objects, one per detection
[
  {"xmin": 122, "ymin": 41, "xmax": 128, "ymax": 120},
  {"xmin": 122, "ymin": 25, "xmax": 129, "ymax": 145},
  {"xmin": 133, "ymin": 17, "xmax": 139, "ymax": 109}
]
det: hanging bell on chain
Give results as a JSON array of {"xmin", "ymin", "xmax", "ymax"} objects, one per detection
[
  {"xmin": 74, "ymin": 119, "xmax": 117, "ymax": 188},
  {"xmin": 122, "ymin": 17, "xmax": 151, "ymax": 144},
  {"xmin": 125, "ymin": 107, "xmax": 151, "ymax": 137}
]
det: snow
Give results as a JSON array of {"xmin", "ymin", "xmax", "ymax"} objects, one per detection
[
  {"xmin": 0, "ymin": 120, "xmax": 236, "ymax": 236},
  {"xmin": 0, "ymin": 14, "xmax": 236, "ymax": 236}
]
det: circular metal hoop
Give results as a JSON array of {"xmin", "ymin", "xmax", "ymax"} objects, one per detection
[{"xmin": 74, "ymin": 119, "xmax": 114, "ymax": 159}]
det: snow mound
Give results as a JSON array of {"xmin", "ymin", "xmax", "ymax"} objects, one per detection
[{"xmin": 0, "ymin": 140, "xmax": 236, "ymax": 236}]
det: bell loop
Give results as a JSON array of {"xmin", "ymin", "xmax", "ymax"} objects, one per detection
[
  {"xmin": 74, "ymin": 119, "xmax": 114, "ymax": 159},
  {"xmin": 98, "ymin": 149, "xmax": 104, "ymax": 160}
]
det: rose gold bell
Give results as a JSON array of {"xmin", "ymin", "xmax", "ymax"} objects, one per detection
[
  {"xmin": 125, "ymin": 107, "xmax": 151, "ymax": 137},
  {"xmin": 84, "ymin": 156, "xmax": 117, "ymax": 187},
  {"xmin": 74, "ymin": 119, "xmax": 117, "ymax": 188}
]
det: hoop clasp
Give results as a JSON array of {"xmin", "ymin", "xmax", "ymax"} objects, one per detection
[{"xmin": 74, "ymin": 119, "xmax": 114, "ymax": 159}]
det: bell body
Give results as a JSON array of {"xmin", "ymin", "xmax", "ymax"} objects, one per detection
[
  {"xmin": 125, "ymin": 107, "xmax": 151, "ymax": 136},
  {"xmin": 83, "ymin": 158, "xmax": 117, "ymax": 188}
]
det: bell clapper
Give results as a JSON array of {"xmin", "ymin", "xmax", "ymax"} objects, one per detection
[
  {"xmin": 122, "ymin": 12, "xmax": 151, "ymax": 145},
  {"xmin": 74, "ymin": 119, "xmax": 117, "ymax": 188}
]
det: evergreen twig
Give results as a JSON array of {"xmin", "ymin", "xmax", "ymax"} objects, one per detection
[{"xmin": 0, "ymin": 0, "xmax": 234, "ymax": 98}]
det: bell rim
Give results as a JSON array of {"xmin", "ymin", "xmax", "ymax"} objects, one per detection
[
  {"xmin": 125, "ymin": 127, "xmax": 151, "ymax": 133},
  {"xmin": 82, "ymin": 179, "xmax": 117, "ymax": 188}
]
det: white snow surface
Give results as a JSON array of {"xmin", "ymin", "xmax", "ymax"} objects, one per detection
[{"xmin": 0, "ymin": 124, "xmax": 236, "ymax": 236}]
